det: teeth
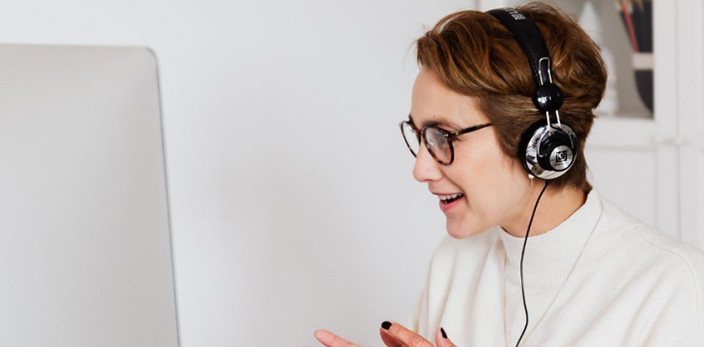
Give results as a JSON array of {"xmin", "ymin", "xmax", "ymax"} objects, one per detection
[{"xmin": 438, "ymin": 193, "xmax": 463, "ymax": 201}]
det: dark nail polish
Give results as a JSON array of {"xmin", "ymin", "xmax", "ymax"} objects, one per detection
[
  {"xmin": 441, "ymin": 327, "xmax": 447, "ymax": 339},
  {"xmin": 381, "ymin": 321, "xmax": 392, "ymax": 330}
]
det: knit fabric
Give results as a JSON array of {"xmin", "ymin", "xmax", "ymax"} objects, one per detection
[{"xmin": 409, "ymin": 190, "xmax": 704, "ymax": 346}]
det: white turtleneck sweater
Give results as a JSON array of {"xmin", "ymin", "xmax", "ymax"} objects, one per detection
[{"xmin": 409, "ymin": 190, "xmax": 704, "ymax": 346}]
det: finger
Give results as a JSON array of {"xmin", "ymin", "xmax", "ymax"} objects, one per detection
[
  {"xmin": 314, "ymin": 329, "xmax": 362, "ymax": 347},
  {"xmin": 435, "ymin": 327, "xmax": 458, "ymax": 347},
  {"xmin": 379, "ymin": 321, "xmax": 434, "ymax": 347},
  {"xmin": 379, "ymin": 321, "xmax": 404, "ymax": 347},
  {"xmin": 380, "ymin": 329, "xmax": 402, "ymax": 347}
]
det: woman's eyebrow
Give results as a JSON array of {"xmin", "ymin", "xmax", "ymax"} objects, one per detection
[{"xmin": 409, "ymin": 114, "xmax": 462, "ymax": 129}]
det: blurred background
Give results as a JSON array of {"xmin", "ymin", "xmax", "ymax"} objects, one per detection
[{"xmin": 0, "ymin": 0, "xmax": 701, "ymax": 346}]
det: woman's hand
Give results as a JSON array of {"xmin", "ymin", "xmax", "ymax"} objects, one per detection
[{"xmin": 311, "ymin": 321, "xmax": 457, "ymax": 347}]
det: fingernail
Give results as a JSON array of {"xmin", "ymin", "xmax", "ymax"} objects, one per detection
[
  {"xmin": 381, "ymin": 321, "xmax": 392, "ymax": 330},
  {"xmin": 441, "ymin": 327, "xmax": 448, "ymax": 339}
]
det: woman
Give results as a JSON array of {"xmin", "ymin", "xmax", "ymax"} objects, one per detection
[{"xmin": 312, "ymin": 3, "xmax": 704, "ymax": 346}]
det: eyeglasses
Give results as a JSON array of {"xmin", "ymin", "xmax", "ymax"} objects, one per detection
[{"xmin": 399, "ymin": 120, "xmax": 493, "ymax": 165}]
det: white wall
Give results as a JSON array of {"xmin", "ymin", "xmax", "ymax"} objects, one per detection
[
  {"xmin": 4, "ymin": 1, "xmax": 701, "ymax": 346},
  {"xmin": 0, "ymin": 1, "xmax": 475, "ymax": 346}
]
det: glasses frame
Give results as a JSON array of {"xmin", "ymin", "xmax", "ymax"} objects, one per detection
[{"xmin": 399, "ymin": 120, "xmax": 493, "ymax": 165}]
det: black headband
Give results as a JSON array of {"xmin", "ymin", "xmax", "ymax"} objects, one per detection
[{"xmin": 488, "ymin": 8, "xmax": 563, "ymax": 113}]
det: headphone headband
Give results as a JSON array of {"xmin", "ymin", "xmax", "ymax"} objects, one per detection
[
  {"xmin": 488, "ymin": 8, "xmax": 563, "ymax": 113},
  {"xmin": 487, "ymin": 8, "xmax": 551, "ymax": 88}
]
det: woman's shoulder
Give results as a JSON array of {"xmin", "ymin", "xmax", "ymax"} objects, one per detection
[
  {"xmin": 599, "ymin": 198, "xmax": 704, "ymax": 261},
  {"xmin": 594, "ymin": 197, "xmax": 704, "ymax": 288},
  {"xmin": 589, "ymin": 197, "xmax": 704, "ymax": 340}
]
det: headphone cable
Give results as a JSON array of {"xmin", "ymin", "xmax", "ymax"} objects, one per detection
[{"xmin": 514, "ymin": 179, "xmax": 550, "ymax": 347}]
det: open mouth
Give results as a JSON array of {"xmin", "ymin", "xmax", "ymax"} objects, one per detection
[{"xmin": 439, "ymin": 193, "xmax": 465, "ymax": 204}]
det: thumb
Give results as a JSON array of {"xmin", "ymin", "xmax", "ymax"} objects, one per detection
[{"xmin": 435, "ymin": 327, "xmax": 458, "ymax": 347}]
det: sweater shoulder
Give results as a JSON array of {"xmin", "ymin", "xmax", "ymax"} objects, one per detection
[
  {"xmin": 596, "ymin": 201, "xmax": 704, "ymax": 302},
  {"xmin": 600, "ymin": 200, "xmax": 704, "ymax": 271},
  {"xmin": 596, "ymin": 201, "xmax": 704, "ymax": 344}
]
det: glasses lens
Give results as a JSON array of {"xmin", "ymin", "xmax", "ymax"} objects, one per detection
[
  {"xmin": 401, "ymin": 122, "xmax": 420, "ymax": 157},
  {"xmin": 424, "ymin": 127, "xmax": 452, "ymax": 164}
]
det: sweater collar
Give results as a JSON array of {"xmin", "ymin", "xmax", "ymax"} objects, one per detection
[{"xmin": 497, "ymin": 189, "xmax": 603, "ymax": 285}]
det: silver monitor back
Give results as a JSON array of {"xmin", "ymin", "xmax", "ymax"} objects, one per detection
[{"xmin": 0, "ymin": 45, "xmax": 179, "ymax": 347}]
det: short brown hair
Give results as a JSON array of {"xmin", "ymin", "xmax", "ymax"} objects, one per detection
[{"xmin": 416, "ymin": 2, "xmax": 606, "ymax": 192}]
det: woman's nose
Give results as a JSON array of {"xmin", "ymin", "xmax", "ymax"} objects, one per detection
[{"xmin": 413, "ymin": 143, "xmax": 443, "ymax": 183}]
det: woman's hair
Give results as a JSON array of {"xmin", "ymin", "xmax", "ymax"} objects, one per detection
[{"xmin": 416, "ymin": 2, "xmax": 606, "ymax": 192}]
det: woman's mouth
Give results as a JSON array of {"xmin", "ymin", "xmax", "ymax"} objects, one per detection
[
  {"xmin": 438, "ymin": 193, "xmax": 465, "ymax": 212},
  {"xmin": 439, "ymin": 193, "xmax": 465, "ymax": 204}
]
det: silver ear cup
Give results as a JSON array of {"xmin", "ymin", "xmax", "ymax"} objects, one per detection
[
  {"xmin": 548, "ymin": 145, "xmax": 574, "ymax": 171},
  {"xmin": 523, "ymin": 123, "xmax": 578, "ymax": 180}
]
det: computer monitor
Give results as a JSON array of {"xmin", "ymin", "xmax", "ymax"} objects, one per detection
[{"xmin": 0, "ymin": 44, "xmax": 179, "ymax": 347}]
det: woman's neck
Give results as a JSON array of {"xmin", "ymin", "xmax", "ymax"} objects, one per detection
[{"xmin": 501, "ymin": 184, "xmax": 588, "ymax": 238}]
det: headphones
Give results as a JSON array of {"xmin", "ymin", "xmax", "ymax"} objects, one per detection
[{"xmin": 488, "ymin": 8, "xmax": 579, "ymax": 181}]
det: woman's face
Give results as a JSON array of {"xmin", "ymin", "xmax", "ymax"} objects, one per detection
[{"xmin": 410, "ymin": 67, "xmax": 534, "ymax": 238}]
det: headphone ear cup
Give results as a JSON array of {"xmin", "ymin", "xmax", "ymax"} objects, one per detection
[
  {"xmin": 519, "ymin": 120, "xmax": 549, "ymax": 174},
  {"xmin": 519, "ymin": 119, "xmax": 579, "ymax": 180},
  {"xmin": 536, "ymin": 129, "xmax": 575, "ymax": 172}
]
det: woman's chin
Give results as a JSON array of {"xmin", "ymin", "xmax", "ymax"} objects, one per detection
[{"xmin": 445, "ymin": 219, "xmax": 482, "ymax": 239}]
